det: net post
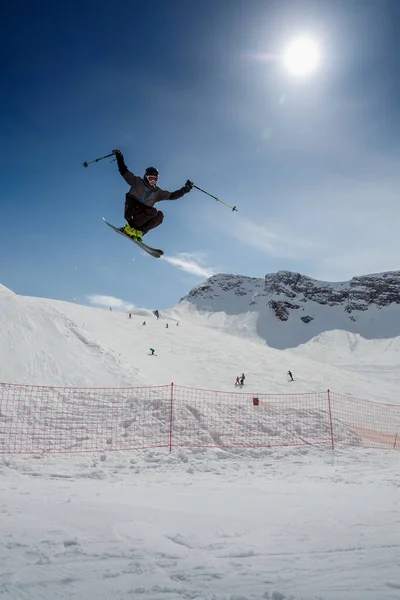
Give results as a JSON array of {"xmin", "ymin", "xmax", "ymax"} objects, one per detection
[
  {"xmin": 169, "ymin": 382, "xmax": 174, "ymax": 453},
  {"xmin": 327, "ymin": 389, "xmax": 335, "ymax": 451}
]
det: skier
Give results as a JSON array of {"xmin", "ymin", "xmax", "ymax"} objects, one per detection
[
  {"xmin": 235, "ymin": 376, "xmax": 240, "ymax": 386},
  {"xmin": 112, "ymin": 149, "xmax": 194, "ymax": 241},
  {"xmin": 239, "ymin": 373, "xmax": 245, "ymax": 386},
  {"xmin": 288, "ymin": 370, "xmax": 294, "ymax": 382}
]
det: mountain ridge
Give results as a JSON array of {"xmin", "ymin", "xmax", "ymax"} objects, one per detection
[{"xmin": 180, "ymin": 269, "xmax": 400, "ymax": 349}]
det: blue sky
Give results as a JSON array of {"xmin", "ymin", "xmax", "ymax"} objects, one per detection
[{"xmin": 2, "ymin": 0, "xmax": 400, "ymax": 311}]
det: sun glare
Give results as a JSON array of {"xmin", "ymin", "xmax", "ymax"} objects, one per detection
[{"xmin": 283, "ymin": 37, "xmax": 320, "ymax": 77}]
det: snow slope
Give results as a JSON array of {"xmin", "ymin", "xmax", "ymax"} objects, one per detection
[
  {"xmin": 1, "ymin": 283, "xmax": 400, "ymax": 600},
  {"xmin": 1, "ymin": 286, "xmax": 400, "ymax": 402},
  {"xmin": 291, "ymin": 329, "xmax": 400, "ymax": 380}
]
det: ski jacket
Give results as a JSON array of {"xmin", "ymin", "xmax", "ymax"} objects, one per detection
[{"xmin": 116, "ymin": 153, "xmax": 190, "ymax": 207}]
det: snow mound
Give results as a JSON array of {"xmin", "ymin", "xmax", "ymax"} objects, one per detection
[{"xmin": 0, "ymin": 283, "xmax": 15, "ymax": 294}]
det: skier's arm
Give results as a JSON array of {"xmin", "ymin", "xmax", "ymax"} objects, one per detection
[
  {"xmin": 157, "ymin": 180, "xmax": 194, "ymax": 201},
  {"xmin": 112, "ymin": 150, "xmax": 137, "ymax": 187}
]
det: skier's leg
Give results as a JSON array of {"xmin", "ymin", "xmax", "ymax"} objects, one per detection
[
  {"xmin": 123, "ymin": 195, "xmax": 163, "ymax": 236},
  {"xmin": 124, "ymin": 196, "xmax": 148, "ymax": 228},
  {"xmin": 123, "ymin": 196, "xmax": 155, "ymax": 240},
  {"xmin": 131, "ymin": 207, "xmax": 162, "ymax": 232},
  {"xmin": 141, "ymin": 210, "xmax": 164, "ymax": 235}
]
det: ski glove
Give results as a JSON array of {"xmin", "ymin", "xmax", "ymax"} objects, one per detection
[
  {"xmin": 113, "ymin": 150, "xmax": 128, "ymax": 176},
  {"xmin": 184, "ymin": 180, "xmax": 194, "ymax": 192}
]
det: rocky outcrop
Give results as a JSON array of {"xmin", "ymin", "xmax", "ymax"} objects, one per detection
[
  {"xmin": 182, "ymin": 270, "xmax": 400, "ymax": 316},
  {"xmin": 180, "ymin": 270, "xmax": 400, "ymax": 349},
  {"xmin": 264, "ymin": 270, "xmax": 400, "ymax": 312},
  {"xmin": 301, "ymin": 315, "xmax": 314, "ymax": 324},
  {"xmin": 268, "ymin": 300, "xmax": 301, "ymax": 322}
]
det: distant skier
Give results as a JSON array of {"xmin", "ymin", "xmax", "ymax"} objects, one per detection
[
  {"xmin": 165, "ymin": 323, "xmax": 169, "ymax": 328},
  {"xmin": 112, "ymin": 149, "xmax": 194, "ymax": 241},
  {"xmin": 142, "ymin": 321, "xmax": 146, "ymax": 326},
  {"xmin": 128, "ymin": 313, "xmax": 132, "ymax": 319},
  {"xmin": 288, "ymin": 370, "xmax": 294, "ymax": 382},
  {"xmin": 235, "ymin": 376, "xmax": 240, "ymax": 386},
  {"xmin": 239, "ymin": 373, "xmax": 245, "ymax": 386},
  {"xmin": 153, "ymin": 310, "xmax": 159, "ymax": 319}
]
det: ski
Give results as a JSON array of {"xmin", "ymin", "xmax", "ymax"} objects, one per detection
[{"xmin": 102, "ymin": 218, "xmax": 164, "ymax": 258}]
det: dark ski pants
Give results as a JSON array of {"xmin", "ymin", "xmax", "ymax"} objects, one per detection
[{"xmin": 124, "ymin": 194, "xmax": 164, "ymax": 235}]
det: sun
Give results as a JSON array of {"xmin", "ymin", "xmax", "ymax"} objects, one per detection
[{"xmin": 283, "ymin": 37, "xmax": 320, "ymax": 77}]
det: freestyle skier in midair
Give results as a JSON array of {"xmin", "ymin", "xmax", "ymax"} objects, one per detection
[{"xmin": 112, "ymin": 149, "xmax": 194, "ymax": 242}]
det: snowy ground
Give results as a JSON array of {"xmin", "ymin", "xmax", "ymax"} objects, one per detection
[
  {"xmin": 1, "ymin": 447, "xmax": 400, "ymax": 600},
  {"xmin": 1, "ymin": 284, "xmax": 400, "ymax": 599}
]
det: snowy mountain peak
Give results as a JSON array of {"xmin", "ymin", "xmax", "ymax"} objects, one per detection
[{"xmin": 180, "ymin": 270, "xmax": 400, "ymax": 349}]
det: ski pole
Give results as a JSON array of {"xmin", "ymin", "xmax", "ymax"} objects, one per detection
[
  {"xmin": 193, "ymin": 184, "xmax": 238, "ymax": 212},
  {"xmin": 82, "ymin": 152, "xmax": 115, "ymax": 168}
]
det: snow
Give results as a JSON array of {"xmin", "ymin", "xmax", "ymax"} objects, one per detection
[
  {"xmin": 1, "ymin": 289, "xmax": 400, "ymax": 402},
  {"xmin": 0, "ymin": 283, "xmax": 15, "ymax": 294},
  {"xmin": 1, "ymin": 283, "xmax": 400, "ymax": 599},
  {"xmin": 181, "ymin": 271, "xmax": 400, "ymax": 349},
  {"xmin": 2, "ymin": 448, "xmax": 400, "ymax": 599}
]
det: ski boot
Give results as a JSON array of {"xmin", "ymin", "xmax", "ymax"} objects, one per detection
[{"xmin": 122, "ymin": 225, "xmax": 143, "ymax": 242}]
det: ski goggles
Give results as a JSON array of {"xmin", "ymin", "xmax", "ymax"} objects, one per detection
[{"xmin": 146, "ymin": 175, "xmax": 158, "ymax": 184}]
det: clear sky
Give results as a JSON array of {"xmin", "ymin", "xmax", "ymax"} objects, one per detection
[{"xmin": 2, "ymin": 0, "xmax": 400, "ymax": 311}]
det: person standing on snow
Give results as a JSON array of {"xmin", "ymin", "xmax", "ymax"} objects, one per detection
[{"xmin": 112, "ymin": 149, "xmax": 194, "ymax": 241}]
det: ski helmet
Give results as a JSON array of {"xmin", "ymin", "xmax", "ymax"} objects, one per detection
[
  {"xmin": 144, "ymin": 166, "xmax": 159, "ymax": 187},
  {"xmin": 145, "ymin": 166, "xmax": 159, "ymax": 177}
]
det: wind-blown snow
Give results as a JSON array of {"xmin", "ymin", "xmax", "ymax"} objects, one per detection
[{"xmin": 1, "ymin": 283, "xmax": 400, "ymax": 599}]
